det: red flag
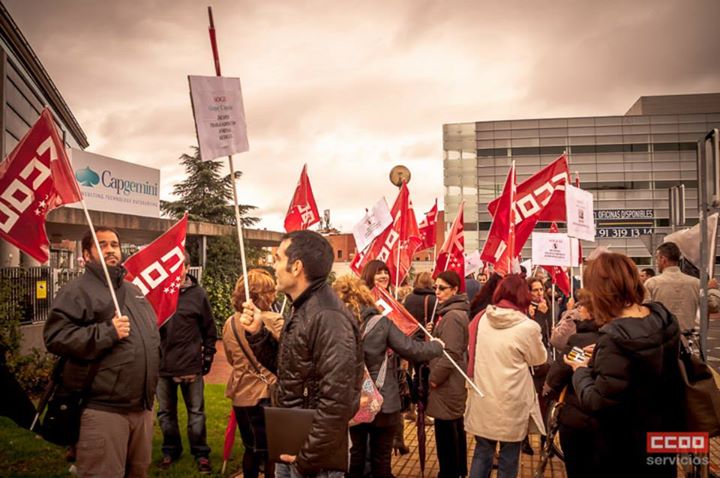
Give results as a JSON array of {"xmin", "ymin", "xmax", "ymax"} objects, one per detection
[
  {"xmin": 284, "ymin": 164, "xmax": 320, "ymax": 232},
  {"xmin": 481, "ymin": 164, "xmax": 516, "ymax": 276},
  {"xmin": 351, "ymin": 182, "xmax": 422, "ymax": 287},
  {"xmin": 433, "ymin": 201, "xmax": 466, "ymax": 292},
  {"xmin": 124, "ymin": 214, "xmax": 188, "ymax": 327},
  {"xmin": 371, "ymin": 286, "xmax": 419, "ymax": 336},
  {"xmin": 0, "ymin": 108, "xmax": 82, "ymax": 262},
  {"xmin": 418, "ymin": 199, "xmax": 438, "ymax": 251},
  {"xmin": 542, "ymin": 222, "xmax": 571, "ymax": 296},
  {"xmin": 222, "ymin": 409, "xmax": 237, "ymax": 462},
  {"xmin": 488, "ymin": 154, "xmax": 569, "ymax": 256}
]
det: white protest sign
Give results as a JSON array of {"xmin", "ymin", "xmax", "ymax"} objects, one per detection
[
  {"xmin": 464, "ymin": 250, "xmax": 483, "ymax": 276},
  {"xmin": 352, "ymin": 198, "xmax": 393, "ymax": 252},
  {"xmin": 565, "ymin": 184, "xmax": 595, "ymax": 242},
  {"xmin": 188, "ymin": 75, "xmax": 249, "ymax": 161},
  {"xmin": 531, "ymin": 232, "xmax": 573, "ymax": 267}
]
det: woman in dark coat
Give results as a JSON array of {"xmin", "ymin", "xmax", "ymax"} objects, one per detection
[
  {"xmin": 544, "ymin": 294, "xmax": 600, "ymax": 478},
  {"xmin": 334, "ymin": 276, "xmax": 443, "ymax": 478},
  {"xmin": 403, "ymin": 271, "xmax": 438, "ymax": 328},
  {"xmin": 565, "ymin": 252, "xmax": 684, "ymax": 477},
  {"xmin": 427, "ymin": 270, "xmax": 469, "ymax": 478}
]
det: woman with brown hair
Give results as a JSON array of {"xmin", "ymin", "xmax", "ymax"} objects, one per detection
[
  {"xmin": 566, "ymin": 252, "xmax": 684, "ymax": 477},
  {"xmin": 333, "ymin": 275, "xmax": 443, "ymax": 478},
  {"xmin": 223, "ymin": 269, "xmax": 284, "ymax": 478}
]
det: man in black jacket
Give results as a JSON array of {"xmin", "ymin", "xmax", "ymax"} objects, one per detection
[
  {"xmin": 44, "ymin": 227, "xmax": 160, "ymax": 478},
  {"xmin": 239, "ymin": 230, "xmax": 364, "ymax": 478},
  {"xmin": 157, "ymin": 253, "xmax": 216, "ymax": 473}
]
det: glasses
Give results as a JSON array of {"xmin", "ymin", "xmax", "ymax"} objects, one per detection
[{"xmin": 434, "ymin": 284, "xmax": 451, "ymax": 291}]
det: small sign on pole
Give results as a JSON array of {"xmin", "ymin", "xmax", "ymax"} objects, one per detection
[
  {"xmin": 565, "ymin": 184, "xmax": 596, "ymax": 242},
  {"xmin": 531, "ymin": 232, "xmax": 573, "ymax": 267},
  {"xmin": 188, "ymin": 75, "xmax": 249, "ymax": 161}
]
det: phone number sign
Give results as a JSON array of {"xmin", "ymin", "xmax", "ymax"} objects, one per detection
[{"xmin": 595, "ymin": 209, "xmax": 654, "ymax": 239}]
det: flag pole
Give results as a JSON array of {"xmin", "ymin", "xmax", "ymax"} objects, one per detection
[
  {"xmin": 551, "ymin": 283, "xmax": 556, "ymax": 361},
  {"xmin": 395, "ymin": 240, "xmax": 401, "ymax": 299},
  {"xmin": 207, "ymin": 7, "xmax": 250, "ymax": 302}
]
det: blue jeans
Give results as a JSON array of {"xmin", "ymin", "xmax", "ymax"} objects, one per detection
[
  {"xmin": 470, "ymin": 436, "xmax": 521, "ymax": 478},
  {"xmin": 275, "ymin": 463, "xmax": 345, "ymax": 478},
  {"xmin": 156, "ymin": 376, "xmax": 210, "ymax": 459}
]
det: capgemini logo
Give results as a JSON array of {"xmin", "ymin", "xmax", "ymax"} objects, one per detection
[{"xmin": 75, "ymin": 167, "xmax": 100, "ymax": 187}]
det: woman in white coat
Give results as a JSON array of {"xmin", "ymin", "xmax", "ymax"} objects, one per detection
[{"xmin": 464, "ymin": 274, "xmax": 547, "ymax": 478}]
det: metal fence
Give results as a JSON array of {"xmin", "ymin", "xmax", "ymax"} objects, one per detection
[{"xmin": 0, "ymin": 267, "xmax": 53, "ymax": 324}]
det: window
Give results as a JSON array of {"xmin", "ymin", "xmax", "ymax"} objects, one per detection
[{"xmin": 337, "ymin": 250, "xmax": 343, "ymax": 259}]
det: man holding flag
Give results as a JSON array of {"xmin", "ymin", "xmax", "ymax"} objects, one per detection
[{"xmin": 44, "ymin": 227, "xmax": 160, "ymax": 478}]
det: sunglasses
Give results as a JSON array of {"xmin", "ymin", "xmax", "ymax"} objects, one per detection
[{"xmin": 434, "ymin": 284, "xmax": 451, "ymax": 291}]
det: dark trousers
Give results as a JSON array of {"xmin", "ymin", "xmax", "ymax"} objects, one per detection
[
  {"xmin": 434, "ymin": 417, "xmax": 467, "ymax": 478},
  {"xmin": 348, "ymin": 412, "xmax": 399, "ymax": 478},
  {"xmin": 234, "ymin": 400, "xmax": 273, "ymax": 478},
  {"xmin": 0, "ymin": 361, "xmax": 36, "ymax": 429},
  {"xmin": 156, "ymin": 376, "xmax": 210, "ymax": 459},
  {"xmin": 558, "ymin": 424, "xmax": 598, "ymax": 478}
]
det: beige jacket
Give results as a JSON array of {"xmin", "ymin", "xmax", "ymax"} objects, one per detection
[
  {"xmin": 222, "ymin": 311, "xmax": 283, "ymax": 407},
  {"xmin": 464, "ymin": 304, "xmax": 547, "ymax": 442},
  {"xmin": 645, "ymin": 266, "xmax": 699, "ymax": 331}
]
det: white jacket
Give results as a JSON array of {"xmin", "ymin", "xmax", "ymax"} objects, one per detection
[{"xmin": 464, "ymin": 304, "xmax": 547, "ymax": 442}]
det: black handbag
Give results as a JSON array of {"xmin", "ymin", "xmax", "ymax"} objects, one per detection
[
  {"xmin": 678, "ymin": 337, "xmax": 720, "ymax": 436},
  {"xmin": 38, "ymin": 358, "xmax": 100, "ymax": 447}
]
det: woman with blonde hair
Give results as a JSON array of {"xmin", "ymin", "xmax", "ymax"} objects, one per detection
[
  {"xmin": 333, "ymin": 275, "xmax": 443, "ymax": 478},
  {"xmin": 223, "ymin": 268, "xmax": 283, "ymax": 478}
]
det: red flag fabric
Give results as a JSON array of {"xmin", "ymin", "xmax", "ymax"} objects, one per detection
[
  {"xmin": 0, "ymin": 108, "xmax": 82, "ymax": 262},
  {"xmin": 284, "ymin": 164, "xmax": 320, "ymax": 232},
  {"xmin": 351, "ymin": 182, "xmax": 422, "ymax": 287},
  {"xmin": 433, "ymin": 201, "xmax": 466, "ymax": 292},
  {"xmin": 222, "ymin": 409, "xmax": 237, "ymax": 462},
  {"xmin": 542, "ymin": 222, "xmax": 572, "ymax": 296},
  {"xmin": 124, "ymin": 214, "xmax": 188, "ymax": 327},
  {"xmin": 480, "ymin": 164, "xmax": 516, "ymax": 276},
  {"xmin": 487, "ymin": 154, "xmax": 570, "ymax": 256},
  {"xmin": 371, "ymin": 286, "xmax": 419, "ymax": 336},
  {"xmin": 418, "ymin": 199, "xmax": 438, "ymax": 251}
]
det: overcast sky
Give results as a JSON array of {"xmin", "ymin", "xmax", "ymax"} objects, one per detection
[{"xmin": 5, "ymin": 0, "xmax": 720, "ymax": 232}]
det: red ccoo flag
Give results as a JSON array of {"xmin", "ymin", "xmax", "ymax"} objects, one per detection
[
  {"xmin": 488, "ymin": 154, "xmax": 569, "ymax": 256},
  {"xmin": 418, "ymin": 199, "xmax": 438, "ymax": 251},
  {"xmin": 0, "ymin": 108, "xmax": 82, "ymax": 262},
  {"xmin": 284, "ymin": 164, "xmax": 320, "ymax": 232},
  {"xmin": 372, "ymin": 286, "xmax": 419, "ymax": 336},
  {"xmin": 351, "ymin": 182, "xmax": 422, "ymax": 287},
  {"xmin": 481, "ymin": 163, "xmax": 517, "ymax": 276},
  {"xmin": 124, "ymin": 214, "xmax": 188, "ymax": 327},
  {"xmin": 542, "ymin": 222, "xmax": 572, "ymax": 297},
  {"xmin": 433, "ymin": 201, "xmax": 466, "ymax": 291}
]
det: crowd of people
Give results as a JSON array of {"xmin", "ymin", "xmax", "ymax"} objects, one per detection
[{"xmin": 29, "ymin": 225, "xmax": 712, "ymax": 478}]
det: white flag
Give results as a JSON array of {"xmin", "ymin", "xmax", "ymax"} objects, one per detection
[
  {"xmin": 664, "ymin": 213, "xmax": 719, "ymax": 275},
  {"xmin": 352, "ymin": 198, "xmax": 393, "ymax": 252},
  {"xmin": 188, "ymin": 75, "xmax": 249, "ymax": 161},
  {"xmin": 464, "ymin": 250, "xmax": 483, "ymax": 276}
]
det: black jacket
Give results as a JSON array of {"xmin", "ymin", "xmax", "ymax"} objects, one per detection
[
  {"xmin": 403, "ymin": 288, "xmax": 437, "ymax": 328},
  {"xmin": 572, "ymin": 302, "xmax": 683, "ymax": 476},
  {"xmin": 159, "ymin": 274, "xmax": 217, "ymax": 377},
  {"xmin": 247, "ymin": 280, "xmax": 364, "ymax": 476},
  {"xmin": 545, "ymin": 319, "xmax": 600, "ymax": 430},
  {"xmin": 44, "ymin": 263, "xmax": 160, "ymax": 413},
  {"xmin": 359, "ymin": 307, "xmax": 442, "ymax": 414}
]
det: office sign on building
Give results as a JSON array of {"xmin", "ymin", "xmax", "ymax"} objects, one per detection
[
  {"xmin": 594, "ymin": 209, "xmax": 654, "ymax": 239},
  {"xmin": 67, "ymin": 149, "xmax": 160, "ymax": 217}
]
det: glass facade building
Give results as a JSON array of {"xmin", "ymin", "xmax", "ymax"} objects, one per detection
[{"xmin": 443, "ymin": 93, "xmax": 720, "ymax": 266}]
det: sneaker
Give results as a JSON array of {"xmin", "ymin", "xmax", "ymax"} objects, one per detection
[
  {"xmin": 158, "ymin": 455, "xmax": 173, "ymax": 470},
  {"xmin": 197, "ymin": 457, "xmax": 212, "ymax": 474}
]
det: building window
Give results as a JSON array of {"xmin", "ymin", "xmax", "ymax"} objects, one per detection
[{"xmin": 337, "ymin": 250, "xmax": 343, "ymax": 259}]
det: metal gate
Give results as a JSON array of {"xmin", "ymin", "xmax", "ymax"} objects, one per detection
[{"xmin": 0, "ymin": 267, "xmax": 53, "ymax": 324}]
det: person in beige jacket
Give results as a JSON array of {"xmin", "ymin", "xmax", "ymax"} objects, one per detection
[
  {"xmin": 464, "ymin": 274, "xmax": 547, "ymax": 478},
  {"xmin": 223, "ymin": 269, "xmax": 284, "ymax": 478}
]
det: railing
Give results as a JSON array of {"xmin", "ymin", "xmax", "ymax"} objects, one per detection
[{"xmin": 0, "ymin": 267, "xmax": 53, "ymax": 324}]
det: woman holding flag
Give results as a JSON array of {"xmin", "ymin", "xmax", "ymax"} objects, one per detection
[
  {"xmin": 223, "ymin": 269, "xmax": 283, "ymax": 478},
  {"xmin": 427, "ymin": 270, "xmax": 470, "ymax": 478},
  {"xmin": 333, "ymin": 275, "xmax": 443, "ymax": 478}
]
